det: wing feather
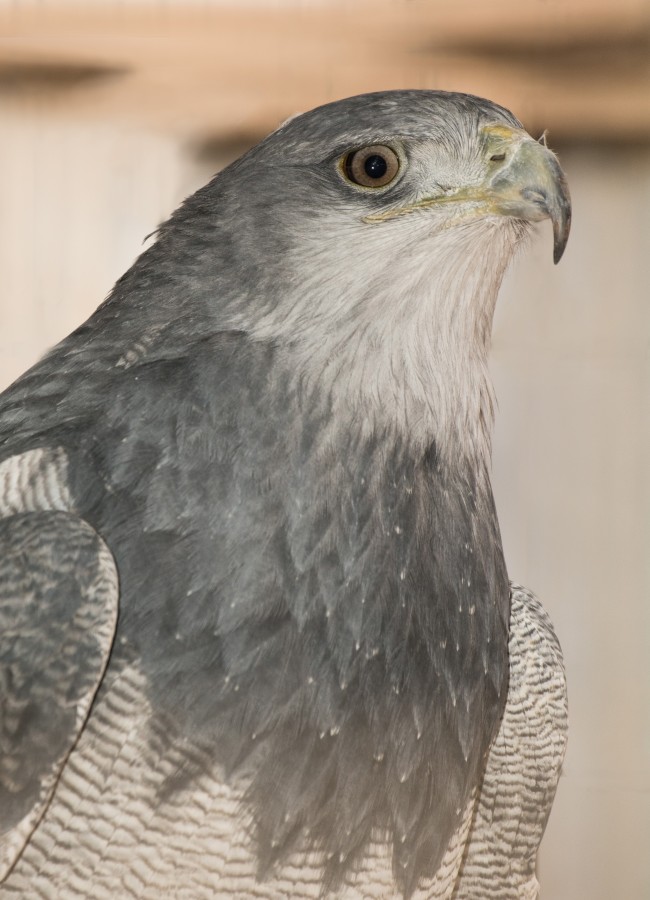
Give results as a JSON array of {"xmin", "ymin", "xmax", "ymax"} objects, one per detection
[
  {"xmin": 453, "ymin": 583, "xmax": 568, "ymax": 899},
  {"xmin": 0, "ymin": 450, "xmax": 118, "ymax": 882}
]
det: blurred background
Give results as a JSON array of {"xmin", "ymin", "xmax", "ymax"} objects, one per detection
[{"xmin": 0, "ymin": 0, "xmax": 648, "ymax": 896}]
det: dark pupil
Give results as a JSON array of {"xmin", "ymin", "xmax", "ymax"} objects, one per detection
[{"xmin": 364, "ymin": 154, "xmax": 388, "ymax": 179}]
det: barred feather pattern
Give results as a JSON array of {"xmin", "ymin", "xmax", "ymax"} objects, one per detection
[
  {"xmin": 0, "ymin": 582, "xmax": 565, "ymax": 899},
  {"xmin": 0, "ymin": 449, "xmax": 118, "ymax": 883},
  {"xmin": 0, "ymin": 448, "xmax": 72, "ymax": 516},
  {"xmin": 453, "ymin": 584, "xmax": 568, "ymax": 899},
  {"xmin": 0, "ymin": 650, "xmax": 476, "ymax": 900}
]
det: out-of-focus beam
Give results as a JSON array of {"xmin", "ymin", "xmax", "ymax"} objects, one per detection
[
  {"xmin": 1, "ymin": 0, "xmax": 648, "ymax": 45},
  {"xmin": 0, "ymin": 3, "xmax": 647, "ymax": 142}
]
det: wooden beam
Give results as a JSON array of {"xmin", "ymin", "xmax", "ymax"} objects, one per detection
[{"xmin": 0, "ymin": 3, "xmax": 647, "ymax": 142}]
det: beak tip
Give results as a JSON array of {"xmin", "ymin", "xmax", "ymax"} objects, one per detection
[
  {"xmin": 552, "ymin": 207, "xmax": 571, "ymax": 265},
  {"xmin": 550, "ymin": 167, "xmax": 571, "ymax": 265}
]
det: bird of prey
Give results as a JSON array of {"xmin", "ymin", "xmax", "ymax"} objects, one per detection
[{"xmin": 0, "ymin": 91, "xmax": 569, "ymax": 899}]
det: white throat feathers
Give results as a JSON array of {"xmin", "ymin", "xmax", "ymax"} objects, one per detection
[{"xmin": 243, "ymin": 211, "xmax": 528, "ymax": 467}]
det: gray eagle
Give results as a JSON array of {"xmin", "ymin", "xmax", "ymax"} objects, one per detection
[{"xmin": 0, "ymin": 91, "xmax": 569, "ymax": 899}]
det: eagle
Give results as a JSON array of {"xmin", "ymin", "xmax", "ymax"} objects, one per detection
[{"xmin": 0, "ymin": 91, "xmax": 569, "ymax": 899}]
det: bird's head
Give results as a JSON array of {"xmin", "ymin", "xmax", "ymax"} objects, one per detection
[{"xmin": 161, "ymin": 91, "xmax": 571, "ymax": 460}]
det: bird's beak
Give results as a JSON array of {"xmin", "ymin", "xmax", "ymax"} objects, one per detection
[
  {"xmin": 479, "ymin": 125, "xmax": 572, "ymax": 264},
  {"xmin": 364, "ymin": 124, "xmax": 571, "ymax": 264}
]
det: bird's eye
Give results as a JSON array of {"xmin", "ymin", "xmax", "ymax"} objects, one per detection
[{"xmin": 343, "ymin": 145, "xmax": 400, "ymax": 189}]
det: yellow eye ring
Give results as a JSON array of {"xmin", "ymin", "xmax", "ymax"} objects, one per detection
[{"xmin": 342, "ymin": 145, "xmax": 400, "ymax": 189}]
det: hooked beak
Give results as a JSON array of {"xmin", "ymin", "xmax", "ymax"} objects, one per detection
[
  {"xmin": 482, "ymin": 125, "xmax": 572, "ymax": 264},
  {"xmin": 364, "ymin": 124, "xmax": 572, "ymax": 264}
]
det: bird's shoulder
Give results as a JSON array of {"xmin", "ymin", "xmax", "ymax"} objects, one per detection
[
  {"xmin": 0, "ymin": 448, "xmax": 118, "ymax": 883},
  {"xmin": 0, "ymin": 327, "xmax": 277, "ymax": 458}
]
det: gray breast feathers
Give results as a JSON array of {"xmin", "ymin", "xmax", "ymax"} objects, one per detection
[{"xmin": 1, "ymin": 561, "xmax": 566, "ymax": 899}]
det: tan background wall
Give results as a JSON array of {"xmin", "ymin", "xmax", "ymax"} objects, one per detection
[{"xmin": 0, "ymin": 3, "xmax": 649, "ymax": 897}]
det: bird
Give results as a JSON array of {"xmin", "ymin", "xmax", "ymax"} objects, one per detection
[{"xmin": 0, "ymin": 90, "xmax": 569, "ymax": 899}]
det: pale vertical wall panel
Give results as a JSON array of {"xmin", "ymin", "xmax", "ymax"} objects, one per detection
[
  {"xmin": 0, "ymin": 113, "xmax": 190, "ymax": 387},
  {"xmin": 492, "ymin": 146, "xmax": 650, "ymax": 900}
]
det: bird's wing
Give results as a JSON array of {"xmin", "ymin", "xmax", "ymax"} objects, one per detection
[
  {"xmin": 0, "ymin": 449, "xmax": 118, "ymax": 882},
  {"xmin": 453, "ymin": 583, "xmax": 568, "ymax": 899}
]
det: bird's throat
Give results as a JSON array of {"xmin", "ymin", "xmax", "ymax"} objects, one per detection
[{"xmin": 259, "ymin": 217, "xmax": 523, "ymax": 470}]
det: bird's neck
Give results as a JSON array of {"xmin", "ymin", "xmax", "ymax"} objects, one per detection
[{"xmin": 284, "ymin": 231, "xmax": 517, "ymax": 472}]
